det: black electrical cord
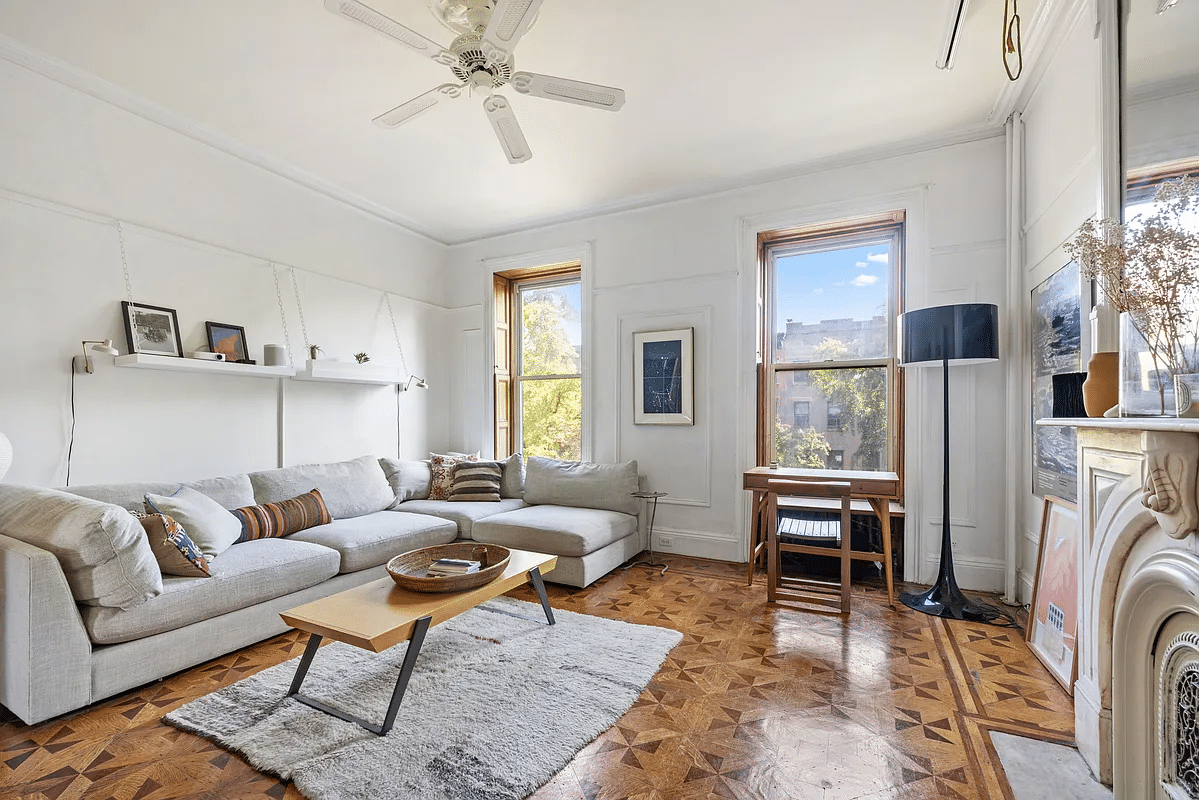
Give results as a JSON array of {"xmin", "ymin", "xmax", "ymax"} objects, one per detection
[{"xmin": 66, "ymin": 360, "xmax": 77, "ymax": 485}]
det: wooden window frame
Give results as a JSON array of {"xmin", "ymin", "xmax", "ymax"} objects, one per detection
[
  {"xmin": 756, "ymin": 212, "xmax": 906, "ymax": 499},
  {"xmin": 492, "ymin": 262, "xmax": 583, "ymax": 460}
]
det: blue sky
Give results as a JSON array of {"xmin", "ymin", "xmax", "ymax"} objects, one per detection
[{"xmin": 775, "ymin": 244, "xmax": 891, "ymax": 334}]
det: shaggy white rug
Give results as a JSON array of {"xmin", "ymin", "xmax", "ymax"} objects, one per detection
[{"xmin": 165, "ymin": 597, "xmax": 682, "ymax": 800}]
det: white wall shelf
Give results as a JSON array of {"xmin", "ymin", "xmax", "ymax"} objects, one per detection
[
  {"xmin": 114, "ymin": 353, "xmax": 296, "ymax": 378},
  {"xmin": 291, "ymin": 360, "xmax": 401, "ymax": 386}
]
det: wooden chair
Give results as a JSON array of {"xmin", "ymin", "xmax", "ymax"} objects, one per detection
[{"xmin": 765, "ymin": 478, "xmax": 854, "ymax": 614}]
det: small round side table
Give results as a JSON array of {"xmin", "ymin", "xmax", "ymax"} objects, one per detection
[{"xmin": 626, "ymin": 491, "xmax": 668, "ymax": 576}]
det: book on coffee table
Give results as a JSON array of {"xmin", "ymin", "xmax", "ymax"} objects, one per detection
[{"xmin": 426, "ymin": 558, "xmax": 480, "ymax": 576}]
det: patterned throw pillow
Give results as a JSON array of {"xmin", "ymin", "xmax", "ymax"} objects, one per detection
[
  {"xmin": 449, "ymin": 461, "xmax": 504, "ymax": 502},
  {"xmin": 231, "ymin": 488, "xmax": 332, "ymax": 543},
  {"xmin": 429, "ymin": 452, "xmax": 478, "ymax": 501},
  {"xmin": 135, "ymin": 512, "xmax": 211, "ymax": 577}
]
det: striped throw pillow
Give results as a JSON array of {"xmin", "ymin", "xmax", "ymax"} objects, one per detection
[
  {"xmin": 429, "ymin": 452, "xmax": 478, "ymax": 501},
  {"xmin": 232, "ymin": 488, "xmax": 332, "ymax": 542},
  {"xmin": 449, "ymin": 461, "xmax": 503, "ymax": 502}
]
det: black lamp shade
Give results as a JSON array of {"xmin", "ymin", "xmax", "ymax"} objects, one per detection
[{"xmin": 901, "ymin": 303, "xmax": 999, "ymax": 366}]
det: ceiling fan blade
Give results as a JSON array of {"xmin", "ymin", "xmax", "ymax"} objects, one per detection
[
  {"xmin": 483, "ymin": 94, "xmax": 532, "ymax": 163},
  {"xmin": 480, "ymin": 0, "xmax": 544, "ymax": 61},
  {"xmin": 325, "ymin": 0, "xmax": 456, "ymax": 66},
  {"xmin": 373, "ymin": 84, "xmax": 464, "ymax": 128},
  {"xmin": 509, "ymin": 72, "xmax": 625, "ymax": 111}
]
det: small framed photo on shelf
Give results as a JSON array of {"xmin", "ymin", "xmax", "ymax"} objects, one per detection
[
  {"xmin": 205, "ymin": 321, "xmax": 250, "ymax": 363},
  {"xmin": 1027, "ymin": 495, "xmax": 1080, "ymax": 692},
  {"xmin": 633, "ymin": 327, "xmax": 694, "ymax": 425},
  {"xmin": 121, "ymin": 301, "xmax": 183, "ymax": 358}
]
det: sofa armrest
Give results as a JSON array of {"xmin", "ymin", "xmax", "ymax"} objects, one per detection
[{"xmin": 0, "ymin": 532, "xmax": 92, "ymax": 724}]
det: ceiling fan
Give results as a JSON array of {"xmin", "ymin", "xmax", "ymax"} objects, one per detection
[{"xmin": 324, "ymin": 0, "xmax": 626, "ymax": 164}]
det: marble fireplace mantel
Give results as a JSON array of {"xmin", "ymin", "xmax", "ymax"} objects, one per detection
[{"xmin": 1037, "ymin": 417, "xmax": 1199, "ymax": 795}]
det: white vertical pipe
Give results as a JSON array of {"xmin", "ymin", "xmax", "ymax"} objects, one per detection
[{"xmin": 1003, "ymin": 111, "xmax": 1025, "ymax": 606}]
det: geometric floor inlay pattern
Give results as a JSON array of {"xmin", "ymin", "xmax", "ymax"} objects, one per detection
[{"xmin": 0, "ymin": 556, "xmax": 1076, "ymax": 800}]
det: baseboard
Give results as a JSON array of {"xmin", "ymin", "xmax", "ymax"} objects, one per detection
[
  {"xmin": 921, "ymin": 554, "xmax": 1005, "ymax": 592},
  {"xmin": 652, "ymin": 526, "xmax": 742, "ymax": 563}
]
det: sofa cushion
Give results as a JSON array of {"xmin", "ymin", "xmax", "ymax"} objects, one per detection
[
  {"xmin": 0, "ymin": 485, "xmax": 162, "ymax": 609},
  {"xmin": 287, "ymin": 511, "xmax": 457, "ymax": 573},
  {"xmin": 379, "ymin": 458, "xmax": 432, "ymax": 504},
  {"xmin": 137, "ymin": 513, "xmax": 210, "ymax": 577},
  {"xmin": 249, "ymin": 455, "xmax": 392, "ymax": 519},
  {"xmin": 471, "ymin": 505, "xmax": 638, "ymax": 558},
  {"xmin": 429, "ymin": 453, "xmax": 477, "ymax": 501},
  {"xmin": 64, "ymin": 473, "xmax": 256, "ymax": 513},
  {"xmin": 523, "ymin": 457, "xmax": 640, "ymax": 516},
  {"xmin": 232, "ymin": 488, "xmax": 332, "ymax": 542},
  {"xmin": 145, "ymin": 487, "xmax": 243, "ymax": 560},
  {"xmin": 392, "ymin": 498, "xmax": 527, "ymax": 537},
  {"xmin": 499, "ymin": 453, "xmax": 525, "ymax": 499},
  {"xmin": 450, "ymin": 461, "xmax": 503, "ymax": 502},
  {"xmin": 80, "ymin": 538, "xmax": 340, "ymax": 644}
]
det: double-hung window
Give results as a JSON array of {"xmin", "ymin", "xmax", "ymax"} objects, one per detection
[
  {"xmin": 493, "ymin": 264, "xmax": 583, "ymax": 461},
  {"xmin": 759, "ymin": 213, "xmax": 904, "ymax": 483}
]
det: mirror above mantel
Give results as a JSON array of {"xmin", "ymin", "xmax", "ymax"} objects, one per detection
[{"xmin": 1122, "ymin": 0, "xmax": 1199, "ymax": 195}]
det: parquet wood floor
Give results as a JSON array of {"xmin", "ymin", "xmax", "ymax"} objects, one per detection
[{"xmin": 0, "ymin": 556, "xmax": 1074, "ymax": 800}]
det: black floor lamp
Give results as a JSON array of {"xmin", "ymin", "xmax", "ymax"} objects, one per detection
[{"xmin": 900, "ymin": 303, "xmax": 1006, "ymax": 623}]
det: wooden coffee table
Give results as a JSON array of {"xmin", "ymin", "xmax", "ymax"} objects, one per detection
[{"xmin": 279, "ymin": 548, "xmax": 558, "ymax": 735}]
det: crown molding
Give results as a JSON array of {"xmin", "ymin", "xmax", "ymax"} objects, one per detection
[
  {"xmin": 1128, "ymin": 73, "xmax": 1199, "ymax": 105},
  {"xmin": 0, "ymin": 35, "xmax": 444, "ymax": 245},
  {"xmin": 444, "ymin": 124, "xmax": 1004, "ymax": 246},
  {"xmin": 987, "ymin": 0, "xmax": 1092, "ymax": 124},
  {"xmin": 0, "ymin": 32, "xmax": 1010, "ymax": 250}
]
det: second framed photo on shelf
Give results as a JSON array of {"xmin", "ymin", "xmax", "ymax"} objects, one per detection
[
  {"xmin": 1027, "ymin": 495, "xmax": 1079, "ymax": 693},
  {"xmin": 121, "ymin": 301, "xmax": 183, "ymax": 358},
  {"xmin": 206, "ymin": 322, "xmax": 250, "ymax": 364}
]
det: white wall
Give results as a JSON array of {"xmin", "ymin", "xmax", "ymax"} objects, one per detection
[
  {"xmin": 1014, "ymin": 3, "xmax": 1102, "ymax": 603},
  {"xmin": 0, "ymin": 57, "xmax": 451, "ymax": 488},
  {"xmin": 444, "ymin": 135, "xmax": 1011, "ymax": 588}
]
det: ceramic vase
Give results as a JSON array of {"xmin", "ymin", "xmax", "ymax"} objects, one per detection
[{"xmin": 1082, "ymin": 352, "xmax": 1119, "ymax": 417}]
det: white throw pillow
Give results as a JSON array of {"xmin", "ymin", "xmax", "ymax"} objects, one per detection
[{"xmin": 145, "ymin": 487, "xmax": 242, "ymax": 559}]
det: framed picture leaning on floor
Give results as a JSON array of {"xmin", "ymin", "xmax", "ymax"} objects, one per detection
[{"xmin": 1027, "ymin": 495, "xmax": 1079, "ymax": 692}]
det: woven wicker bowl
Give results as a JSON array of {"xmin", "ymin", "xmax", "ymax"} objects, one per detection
[{"xmin": 386, "ymin": 543, "xmax": 512, "ymax": 593}]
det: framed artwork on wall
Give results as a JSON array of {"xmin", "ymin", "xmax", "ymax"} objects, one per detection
[
  {"xmin": 633, "ymin": 328, "xmax": 694, "ymax": 425},
  {"xmin": 205, "ymin": 321, "xmax": 249, "ymax": 363},
  {"xmin": 1031, "ymin": 261, "xmax": 1081, "ymax": 502},
  {"xmin": 121, "ymin": 301, "xmax": 183, "ymax": 358},
  {"xmin": 1027, "ymin": 495, "xmax": 1080, "ymax": 693}
]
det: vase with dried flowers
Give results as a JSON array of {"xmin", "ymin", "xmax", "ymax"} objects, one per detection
[{"xmin": 1064, "ymin": 176, "xmax": 1199, "ymax": 415}]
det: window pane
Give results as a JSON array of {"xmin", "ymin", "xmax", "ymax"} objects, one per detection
[
  {"xmin": 521, "ymin": 377, "xmax": 581, "ymax": 461},
  {"xmin": 773, "ymin": 240, "xmax": 893, "ymax": 362},
  {"xmin": 521, "ymin": 283, "xmax": 581, "ymax": 376},
  {"xmin": 773, "ymin": 367, "xmax": 889, "ymax": 471}
]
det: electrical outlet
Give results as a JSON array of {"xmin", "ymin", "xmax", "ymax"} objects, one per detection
[{"xmin": 658, "ymin": 536, "xmax": 673, "ymax": 549}]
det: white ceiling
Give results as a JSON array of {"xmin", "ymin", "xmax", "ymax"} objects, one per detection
[{"xmin": 0, "ymin": 0, "xmax": 1053, "ymax": 243}]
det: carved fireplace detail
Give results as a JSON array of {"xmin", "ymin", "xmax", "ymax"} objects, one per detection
[{"xmin": 1069, "ymin": 420, "xmax": 1199, "ymax": 797}]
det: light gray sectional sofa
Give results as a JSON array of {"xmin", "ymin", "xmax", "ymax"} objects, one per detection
[{"xmin": 0, "ymin": 454, "xmax": 643, "ymax": 724}]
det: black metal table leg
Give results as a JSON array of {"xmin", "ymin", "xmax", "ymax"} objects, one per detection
[
  {"xmin": 285, "ymin": 615, "xmax": 432, "ymax": 735},
  {"xmin": 528, "ymin": 567, "xmax": 556, "ymax": 625},
  {"xmin": 287, "ymin": 632, "xmax": 323, "ymax": 697}
]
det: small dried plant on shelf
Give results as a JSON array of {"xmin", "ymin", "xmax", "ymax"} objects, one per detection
[{"xmin": 1065, "ymin": 175, "xmax": 1199, "ymax": 412}]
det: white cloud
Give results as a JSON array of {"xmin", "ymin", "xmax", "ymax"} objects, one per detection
[
  {"xmin": 855, "ymin": 261, "xmax": 867, "ymax": 268},
  {"xmin": 867, "ymin": 252, "xmax": 888, "ymax": 263},
  {"xmin": 851, "ymin": 274, "xmax": 880, "ymax": 287},
  {"xmin": 813, "ymin": 288, "xmax": 824, "ymax": 294}
]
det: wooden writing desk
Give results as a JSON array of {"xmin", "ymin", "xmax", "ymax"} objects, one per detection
[{"xmin": 743, "ymin": 467, "xmax": 900, "ymax": 607}]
